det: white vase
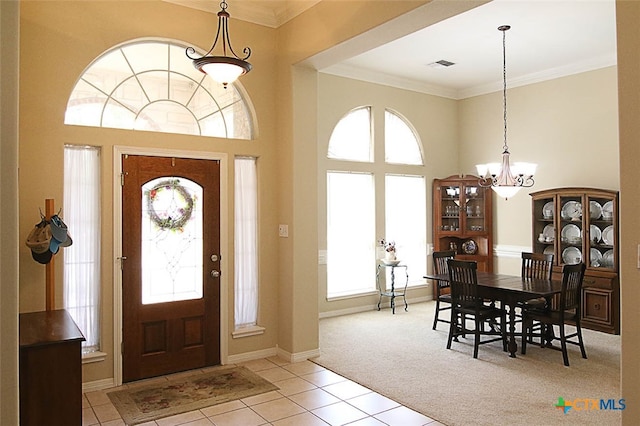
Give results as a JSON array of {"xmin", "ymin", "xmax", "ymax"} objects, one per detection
[{"xmin": 385, "ymin": 251, "xmax": 397, "ymax": 261}]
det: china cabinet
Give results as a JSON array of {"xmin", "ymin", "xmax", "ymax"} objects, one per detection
[
  {"xmin": 432, "ymin": 175, "xmax": 493, "ymax": 297},
  {"xmin": 530, "ymin": 187, "xmax": 619, "ymax": 334}
]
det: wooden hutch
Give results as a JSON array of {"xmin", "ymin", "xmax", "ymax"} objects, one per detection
[
  {"xmin": 530, "ymin": 187, "xmax": 620, "ymax": 334},
  {"xmin": 432, "ymin": 175, "xmax": 493, "ymax": 297}
]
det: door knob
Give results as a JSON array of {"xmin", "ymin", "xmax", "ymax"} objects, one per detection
[{"xmin": 210, "ymin": 270, "xmax": 220, "ymax": 278}]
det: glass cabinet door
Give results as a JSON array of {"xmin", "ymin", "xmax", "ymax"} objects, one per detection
[
  {"xmin": 586, "ymin": 194, "xmax": 616, "ymax": 270},
  {"xmin": 558, "ymin": 194, "xmax": 584, "ymax": 266},
  {"xmin": 533, "ymin": 196, "xmax": 556, "ymax": 260},
  {"xmin": 440, "ymin": 184, "xmax": 461, "ymax": 233},
  {"xmin": 463, "ymin": 185, "xmax": 486, "ymax": 233}
]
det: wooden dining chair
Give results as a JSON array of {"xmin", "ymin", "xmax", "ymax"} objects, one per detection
[
  {"xmin": 431, "ymin": 250, "xmax": 456, "ymax": 330},
  {"xmin": 521, "ymin": 262, "xmax": 587, "ymax": 366},
  {"xmin": 446, "ymin": 259, "xmax": 507, "ymax": 359},
  {"xmin": 519, "ymin": 252, "xmax": 554, "ymax": 342},
  {"xmin": 521, "ymin": 252, "xmax": 554, "ymax": 280}
]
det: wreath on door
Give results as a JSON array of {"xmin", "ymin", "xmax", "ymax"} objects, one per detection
[{"xmin": 146, "ymin": 179, "xmax": 195, "ymax": 231}]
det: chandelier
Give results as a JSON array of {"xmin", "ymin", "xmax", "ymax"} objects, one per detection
[
  {"xmin": 476, "ymin": 25, "xmax": 536, "ymax": 199},
  {"xmin": 186, "ymin": 0, "xmax": 252, "ymax": 88}
]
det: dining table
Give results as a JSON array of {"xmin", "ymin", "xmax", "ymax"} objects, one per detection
[{"xmin": 424, "ymin": 271, "xmax": 563, "ymax": 358}]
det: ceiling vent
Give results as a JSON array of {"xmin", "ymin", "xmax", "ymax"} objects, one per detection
[{"xmin": 428, "ymin": 60, "xmax": 456, "ymax": 68}]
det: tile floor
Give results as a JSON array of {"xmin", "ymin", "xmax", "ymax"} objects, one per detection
[{"xmin": 82, "ymin": 356, "xmax": 443, "ymax": 426}]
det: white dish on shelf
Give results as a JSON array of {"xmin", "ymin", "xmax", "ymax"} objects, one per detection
[
  {"xmin": 602, "ymin": 225, "xmax": 614, "ymax": 246},
  {"xmin": 590, "ymin": 248, "xmax": 603, "ymax": 267},
  {"xmin": 561, "ymin": 201, "xmax": 582, "ymax": 220},
  {"xmin": 543, "ymin": 246, "xmax": 555, "ymax": 256},
  {"xmin": 590, "ymin": 225, "xmax": 602, "ymax": 244},
  {"xmin": 542, "ymin": 201, "xmax": 554, "ymax": 219},
  {"xmin": 542, "ymin": 224, "xmax": 555, "ymax": 241},
  {"xmin": 381, "ymin": 259, "xmax": 401, "ymax": 266},
  {"xmin": 561, "ymin": 224, "xmax": 581, "ymax": 243},
  {"xmin": 602, "ymin": 201, "xmax": 614, "ymax": 220},
  {"xmin": 603, "ymin": 250, "xmax": 614, "ymax": 268},
  {"xmin": 562, "ymin": 247, "xmax": 582, "ymax": 265},
  {"xmin": 590, "ymin": 201, "xmax": 603, "ymax": 220}
]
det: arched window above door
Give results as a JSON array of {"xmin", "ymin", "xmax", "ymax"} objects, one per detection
[{"xmin": 65, "ymin": 40, "xmax": 255, "ymax": 140}]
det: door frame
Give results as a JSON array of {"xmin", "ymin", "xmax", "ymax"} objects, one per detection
[{"xmin": 112, "ymin": 145, "xmax": 229, "ymax": 386}]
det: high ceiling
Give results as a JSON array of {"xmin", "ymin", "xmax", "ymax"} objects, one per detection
[{"xmin": 167, "ymin": 0, "xmax": 617, "ymax": 100}]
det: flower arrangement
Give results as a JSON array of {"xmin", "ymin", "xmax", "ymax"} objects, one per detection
[
  {"xmin": 379, "ymin": 239, "xmax": 397, "ymax": 261},
  {"xmin": 379, "ymin": 239, "xmax": 396, "ymax": 253}
]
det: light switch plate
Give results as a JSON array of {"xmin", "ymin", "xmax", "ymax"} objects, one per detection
[{"xmin": 278, "ymin": 224, "xmax": 288, "ymax": 237}]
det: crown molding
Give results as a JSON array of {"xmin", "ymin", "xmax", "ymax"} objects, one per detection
[
  {"xmin": 162, "ymin": 0, "xmax": 320, "ymax": 28},
  {"xmin": 320, "ymin": 63, "xmax": 459, "ymax": 100},
  {"xmin": 322, "ymin": 53, "xmax": 617, "ymax": 100}
]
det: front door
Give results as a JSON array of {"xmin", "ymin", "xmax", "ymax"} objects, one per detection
[{"xmin": 122, "ymin": 155, "xmax": 221, "ymax": 382}]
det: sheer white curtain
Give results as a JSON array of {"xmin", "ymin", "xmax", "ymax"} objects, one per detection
[
  {"xmin": 63, "ymin": 145, "xmax": 101, "ymax": 353},
  {"xmin": 234, "ymin": 157, "xmax": 258, "ymax": 328},
  {"xmin": 327, "ymin": 171, "xmax": 376, "ymax": 297},
  {"xmin": 385, "ymin": 174, "xmax": 427, "ymax": 285}
]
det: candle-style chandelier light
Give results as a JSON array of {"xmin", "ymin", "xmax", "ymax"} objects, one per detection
[{"xmin": 476, "ymin": 25, "xmax": 536, "ymax": 199}]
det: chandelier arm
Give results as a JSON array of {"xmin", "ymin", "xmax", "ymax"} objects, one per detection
[{"xmin": 221, "ymin": 13, "xmax": 252, "ymax": 61}]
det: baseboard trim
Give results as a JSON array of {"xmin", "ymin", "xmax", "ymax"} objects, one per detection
[
  {"xmin": 227, "ymin": 347, "xmax": 278, "ymax": 364},
  {"xmin": 82, "ymin": 378, "xmax": 116, "ymax": 393},
  {"xmin": 319, "ymin": 295, "xmax": 432, "ymax": 319}
]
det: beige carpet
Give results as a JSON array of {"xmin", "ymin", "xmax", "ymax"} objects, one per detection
[
  {"xmin": 314, "ymin": 301, "xmax": 621, "ymax": 426},
  {"xmin": 107, "ymin": 365, "xmax": 278, "ymax": 425}
]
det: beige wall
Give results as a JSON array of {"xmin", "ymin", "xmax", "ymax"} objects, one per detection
[
  {"xmin": 617, "ymin": 1, "xmax": 640, "ymax": 423},
  {"xmin": 8, "ymin": 1, "xmax": 634, "ymax": 419},
  {"xmin": 275, "ymin": 0, "xmax": 434, "ymax": 355},
  {"xmin": 460, "ymin": 66, "xmax": 620, "ymax": 275},
  {"xmin": 1, "ymin": 0, "xmax": 20, "ymax": 423},
  {"xmin": 316, "ymin": 73, "xmax": 458, "ymax": 315},
  {"xmin": 19, "ymin": 0, "xmax": 280, "ymax": 384}
]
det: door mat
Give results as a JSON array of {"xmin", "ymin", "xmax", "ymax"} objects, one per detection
[{"xmin": 107, "ymin": 365, "xmax": 278, "ymax": 425}]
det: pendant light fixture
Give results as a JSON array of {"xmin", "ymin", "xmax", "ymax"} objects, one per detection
[
  {"xmin": 186, "ymin": 0, "xmax": 252, "ymax": 88},
  {"xmin": 476, "ymin": 25, "xmax": 536, "ymax": 199}
]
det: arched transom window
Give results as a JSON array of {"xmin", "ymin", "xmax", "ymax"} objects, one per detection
[{"xmin": 65, "ymin": 40, "xmax": 254, "ymax": 139}]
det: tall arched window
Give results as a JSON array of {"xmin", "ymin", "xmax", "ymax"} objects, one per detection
[
  {"xmin": 326, "ymin": 107, "xmax": 426, "ymax": 299},
  {"xmin": 65, "ymin": 40, "xmax": 255, "ymax": 139}
]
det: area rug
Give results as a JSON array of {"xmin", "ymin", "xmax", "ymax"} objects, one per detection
[{"xmin": 107, "ymin": 365, "xmax": 278, "ymax": 425}]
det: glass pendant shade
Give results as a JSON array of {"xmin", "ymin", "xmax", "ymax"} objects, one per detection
[
  {"xmin": 186, "ymin": 0, "xmax": 252, "ymax": 88},
  {"xmin": 198, "ymin": 58, "xmax": 251, "ymax": 86}
]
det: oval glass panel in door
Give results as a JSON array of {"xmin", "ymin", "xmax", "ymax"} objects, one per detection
[{"xmin": 141, "ymin": 177, "xmax": 203, "ymax": 304}]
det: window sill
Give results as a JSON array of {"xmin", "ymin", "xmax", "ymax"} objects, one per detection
[
  {"xmin": 82, "ymin": 351, "xmax": 107, "ymax": 364},
  {"xmin": 232, "ymin": 325, "xmax": 265, "ymax": 339}
]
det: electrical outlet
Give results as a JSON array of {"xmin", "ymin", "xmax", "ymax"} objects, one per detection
[{"xmin": 278, "ymin": 224, "xmax": 289, "ymax": 237}]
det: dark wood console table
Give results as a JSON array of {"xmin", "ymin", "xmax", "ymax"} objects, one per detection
[{"xmin": 20, "ymin": 309, "xmax": 85, "ymax": 425}]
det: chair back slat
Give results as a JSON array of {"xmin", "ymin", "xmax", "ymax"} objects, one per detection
[
  {"xmin": 521, "ymin": 252, "xmax": 554, "ymax": 280},
  {"xmin": 433, "ymin": 250, "xmax": 456, "ymax": 275},
  {"xmin": 433, "ymin": 250, "xmax": 456, "ymax": 290},
  {"xmin": 560, "ymin": 262, "xmax": 586, "ymax": 313},
  {"xmin": 447, "ymin": 259, "xmax": 478, "ymax": 307}
]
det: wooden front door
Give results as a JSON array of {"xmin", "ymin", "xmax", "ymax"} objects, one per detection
[{"xmin": 122, "ymin": 155, "xmax": 221, "ymax": 382}]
